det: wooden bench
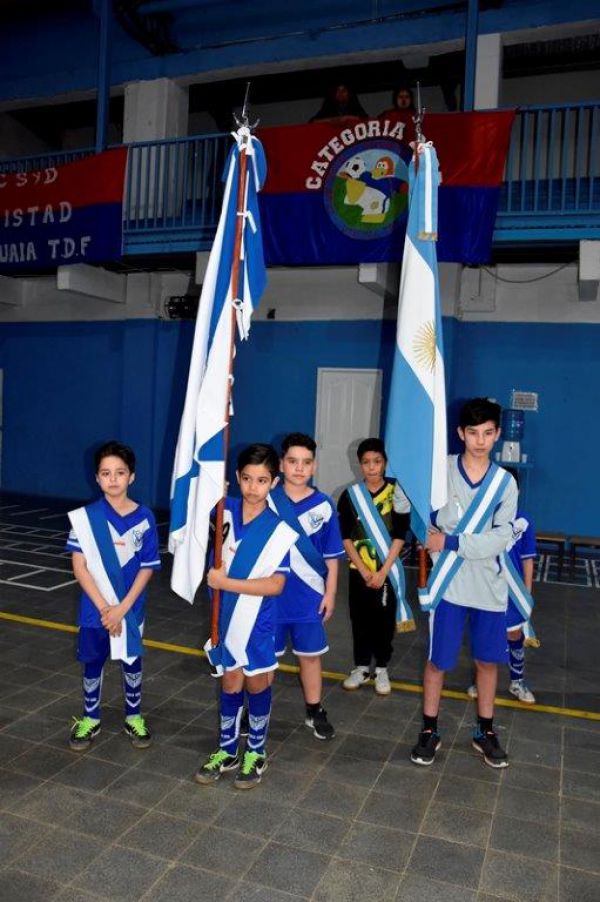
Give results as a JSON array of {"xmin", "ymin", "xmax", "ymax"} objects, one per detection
[
  {"xmin": 536, "ymin": 531, "xmax": 567, "ymax": 579},
  {"xmin": 569, "ymin": 535, "xmax": 600, "ymax": 579}
]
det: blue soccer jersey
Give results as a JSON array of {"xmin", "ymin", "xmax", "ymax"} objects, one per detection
[
  {"xmin": 223, "ymin": 497, "xmax": 291, "ymax": 577},
  {"xmin": 508, "ymin": 511, "xmax": 537, "ymax": 576},
  {"xmin": 274, "ymin": 489, "xmax": 345, "ymax": 624},
  {"xmin": 66, "ymin": 498, "xmax": 161, "ymax": 628}
]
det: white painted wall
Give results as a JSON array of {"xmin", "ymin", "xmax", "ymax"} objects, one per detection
[
  {"xmin": 0, "ymin": 270, "xmax": 194, "ymax": 323},
  {"xmin": 2, "ymin": 260, "xmax": 598, "ymax": 325},
  {"xmin": 457, "ymin": 262, "xmax": 600, "ymax": 323}
]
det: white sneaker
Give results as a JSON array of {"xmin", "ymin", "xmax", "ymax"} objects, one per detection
[
  {"xmin": 509, "ymin": 680, "xmax": 536, "ymax": 705},
  {"xmin": 374, "ymin": 667, "xmax": 391, "ymax": 696},
  {"xmin": 466, "ymin": 684, "xmax": 478, "ymax": 699},
  {"xmin": 343, "ymin": 667, "xmax": 370, "ymax": 691}
]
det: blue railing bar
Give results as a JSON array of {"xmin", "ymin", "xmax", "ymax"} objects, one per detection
[
  {"xmin": 123, "ymin": 132, "xmax": 228, "ymax": 149},
  {"xmin": 590, "ymin": 107, "xmax": 599, "ymax": 211},
  {"xmin": 546, "ymin": 109, "xmax": 556, "ymax": 213},
  {"xmin": 181, "ymin": 142, "xmax": 189, "ymax": 228},
  {"xmin": 190, "ymin": 139, "xmax": 199, "ymax": 226},
  {"xmin": 532, "ymin": 110, "xmax": 542, "ymax": 211},
  {"xmin": 521, "ymin": 112, "xmax": 531, "ymax": 212},
  {"xmin": 0, "ymin": 148, "xmax": 94, "ymax": 172},
  {"xmin": 575, "ymin": 107, "xmax": 585, "ymax": 210},
  {"xmin": 560, "ymin": 108, "xmax": 570, "ymax": 212},
  {"xmin": 134, "ymin": 146, "xmax": 142, "ymax": 228},
  {"xmin": 172, "ymin": 142, "xmax": 180, "ymax": 229},
  {"xmin": 512, "ymin": 101, "xmax": 600, "ymax": 112}
]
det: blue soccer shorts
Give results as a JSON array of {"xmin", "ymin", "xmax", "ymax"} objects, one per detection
[
  {"xmin": 221, "ymin": 598, "xmax": 279, "ymax": 676},
  {"xmin": 78, "ymin": 625, "xmax": 145, "ymax": 665},
  {"xmin": 428, "ymin": 599, "xmax": 509, "ymax": 671},
  {"xmin": 78, "ymin": 626, "xmax": 111, "ymax": 664},
  {"xmin": 506, "ymin": 599, "xmax": 527, "ymax": 631},
  {"xmin": 275, "ymin": 620, "xmax": 329, "ymax": 657}
]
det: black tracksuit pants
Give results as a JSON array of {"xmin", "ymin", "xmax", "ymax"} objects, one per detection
[{"xmin": 348, "ymin": 568, "xmax": 396, "ymax": 669}]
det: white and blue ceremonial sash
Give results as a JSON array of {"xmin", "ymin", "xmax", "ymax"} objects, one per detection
[
  {"xmin": 419, "ymin": 463, "xmax": 511, "ymax": 612},
  {"xmin": 268, "ymin": 485, "xmax": 328, "ymax": 591},
  {"xmin": 502, "ymin": 543, "xmax": 539, "ymax": 647},
  {"xmin": 204, "ymin": 509, "xmax": 297, "ymax": 674},
  {"xmin": 347, "ymin": 483, "xmax": 415, "ymax": 631},
  {"xmin": 68, "ymin": 501, "xmax": 143, "ymax": 664}
]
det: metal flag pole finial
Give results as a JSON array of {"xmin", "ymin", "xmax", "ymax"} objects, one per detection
[
  {"xmin": 413, "ymin": 81, "xmax": 426, "ymax": 145},
  {"xmin": 234, "ymin": 81, "xmax": 260, "ymax": 132}
]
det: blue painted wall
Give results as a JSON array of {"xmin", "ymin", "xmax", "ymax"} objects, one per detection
[
  {"xmin": 0, "ymin": 316, "xmax": 596, "ymax": 533},
  {"xmin": 448, "ymin": 321, "xmax": 600, "ymax": 533}
]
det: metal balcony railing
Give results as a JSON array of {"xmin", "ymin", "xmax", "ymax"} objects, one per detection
[
  {"xmin": 1, "ymin": 103, "xmax": 599, "ymax": 249},
  {"xmin": 498, "ymin": 102, "xmax": 599, "ymax": 219}
]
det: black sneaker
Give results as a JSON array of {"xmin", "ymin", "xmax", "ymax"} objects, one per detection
[
  {"xmin": 305, "ymin": 706, "xmax": 335, "ymax": 741},
  {"xmin": 69, "ymin": 716, "xmax": 101, "ymax": 752},
  {"xmin": 234, "ymin": 751, "xmax": 267, "ymax": 790},
  {"xmin": 123, "ymin": 714, "xmax": 152, "ymax": 749},
  {"xmin": 472, "ymin": 729, "xmax": 509, "ymax": 768},
  {"xmin": 410, "ymin": 729, "xmax": 441, "ymax": 766},
  {"xmin": 195, "ymin": 748, "xmax": 240, "ymax": 784},
  {"xmin": 240, "ymin": 708, "xmax": 249, "ymax": 738}
]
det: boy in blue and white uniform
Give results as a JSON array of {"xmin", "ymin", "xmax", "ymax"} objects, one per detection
[
  {"xmin": 411, "ymin": 399, "xmax": 519, "ymax": 769},
  {"xmin": 195, "ymin": 444, "xmax": 297, "ymax": 789},
  {"xmin": 66, "ymin": 441, "xmax": 161, "ymax": 751},
  {"xmin": 468, "ymin": 470, "xmax": 537, "ymax": 704},
  {"xmin": 269, "ymin": 433, "xmax": 345, "ymax": 740}
]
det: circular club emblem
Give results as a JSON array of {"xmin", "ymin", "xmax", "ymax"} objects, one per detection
[{"xmin": 324, "ymin": 140, "xmax": 410, "ymax": 240}]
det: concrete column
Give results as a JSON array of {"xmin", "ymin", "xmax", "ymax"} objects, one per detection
[
  {"xmin": 123, "ymin": 77, "xmax": 188, "ymax": 143},
  {"xmin": 123, "ymin": 78, "xmax": 189, "ymax": 221},
  {"xmin": 474, "ymin": 33, "xmax": 502, "ymax": 110}
]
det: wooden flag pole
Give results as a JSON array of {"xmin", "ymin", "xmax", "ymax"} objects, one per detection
[
  {"xmin": 418, "ymin": 546, "xmax": 429, "ymax": 589},
  {"xmin": 210, "ymin": 120, "xmax": 251, "ymax": 649}
]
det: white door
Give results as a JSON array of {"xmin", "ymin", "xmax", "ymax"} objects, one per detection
[{"xmin": 315, "ymin": 367, "xmax": 382, "ymax": 498}]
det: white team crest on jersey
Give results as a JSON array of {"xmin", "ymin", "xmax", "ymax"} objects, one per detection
[
  {"xmin": 506, "ymin": 517, "xmax": 529, "ymax": 552},
  {"xmin": 132, "ymin": 528, "xmax": 145, "ymax": 550}
]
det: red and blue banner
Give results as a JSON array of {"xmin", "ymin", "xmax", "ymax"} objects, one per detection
[
  {"xmin": 0, "ymin": 148, "xmax": 127, "ymax": 272},
  {"xmin": 258, "ymin": 111, "xmax": 515, "ymax": 265}
]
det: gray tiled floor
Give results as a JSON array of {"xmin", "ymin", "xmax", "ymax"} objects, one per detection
[{"xmin": 1, "ymin": 496, "xmax": 600, "ymax": 900}]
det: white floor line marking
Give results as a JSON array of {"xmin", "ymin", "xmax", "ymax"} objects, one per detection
[
  {"xmin": 38, "ymin": 512, "xmax": 69, "ymax": 521},
  {"xmin": 8, "ymin": 508, "xmax": 49, "ymax": 517}
]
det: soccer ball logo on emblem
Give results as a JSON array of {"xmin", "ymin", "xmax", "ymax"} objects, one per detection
[{"xmin": 324, "ymin": 139, "xmax": 410, "ymax": 241}]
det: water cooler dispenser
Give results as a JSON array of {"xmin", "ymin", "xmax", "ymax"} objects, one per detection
[{"xmin": 500, "ymin": 408, "xmax": 524, "ymax": 463}]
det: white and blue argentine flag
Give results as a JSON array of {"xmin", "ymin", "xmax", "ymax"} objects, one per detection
[
  {"xmin": 169, "ymin": 128, "xmax": 267, "ymax": 602},
  {"xmin": 385, "ymin": 143, "xmax": 447, "ymax": 543}
]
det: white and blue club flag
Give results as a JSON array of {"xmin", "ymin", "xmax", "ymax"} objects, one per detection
[
  {"xmin": 169, "ymin": 128, "xmax": 267, "ymax": 603},
  {"xmin": 385, "ymin": 143, "xmax": 447, "ymax": 543}
]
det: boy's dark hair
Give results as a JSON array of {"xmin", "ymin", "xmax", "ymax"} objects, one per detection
[
  {"xmin": 459, "ymin": 398, "xmax": 501, "ymax": 429},
  {"xmin": 281, "ymin": 433, "xmax": 317, "ymax": 456},
  {"xmin": 237, "ymin": 443, "xmax": 279, "ymax": 479},
  {"xmin": 95, "ymin": 441, "xmax": 136, "ymax": 473},
  {"xmin": 357, "ymin": 438, "xmax": 387, "ymax": 462}
]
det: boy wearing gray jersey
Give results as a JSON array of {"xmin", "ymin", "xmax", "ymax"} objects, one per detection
[{"xmin": 410, "ymin": 398, "xmax": 517, "ymax": 769}]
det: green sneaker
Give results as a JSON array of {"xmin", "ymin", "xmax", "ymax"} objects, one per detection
[
  {"xmin": 234, "ymin": 751, "xmax": 267, "ymax": 790},
  {"xmin": 195, "ymin": 748, "xmax": 240, "ymax": 785},
  {"xmin": 69, "ymin": 716, "xmax": 101, "ymax": 752},
  {"xmin": 123, "ymin": 714, "xmax": 152, "ymax": 749}
]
